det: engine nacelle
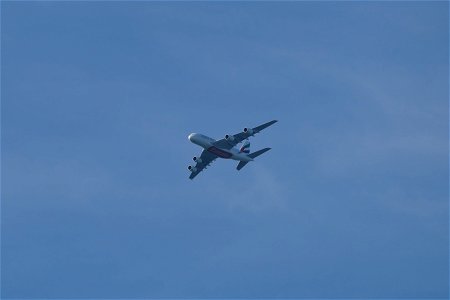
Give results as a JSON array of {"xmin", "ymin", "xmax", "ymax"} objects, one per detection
[
  {"xmin": 243, "ymin": 127, "xmax": 254, "ymax": 135},
  {"xmin": 225, "ymin": 134, "xmax": 235, "ymax": 142},
  {"xmin": 193, "ymin": 156, "xmax": 202, "ymax": 164},
  {"xmin": 188, "ymin": 165, "xmax": 197, "ymax": 172}
]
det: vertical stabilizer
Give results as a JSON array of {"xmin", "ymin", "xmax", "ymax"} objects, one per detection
[{"xmin": 239, "ymin": 139, "xmax": 250, "ymax": 154}]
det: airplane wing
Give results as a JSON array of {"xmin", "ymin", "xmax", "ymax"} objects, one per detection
[
  {"xmin": 189, "ymin": 149, "xmax": 218, "ymax": 180},
  {"xmin": 213, "ymin": 120, "xmax": 278, "ymax": 150}
]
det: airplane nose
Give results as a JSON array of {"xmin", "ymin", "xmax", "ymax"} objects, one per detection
[{"xmin": 188, "ymin": 133, "xmax": 195, "ymax": 141}]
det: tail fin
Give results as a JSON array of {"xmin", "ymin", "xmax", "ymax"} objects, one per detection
[
  {"xmin": 239, "ymin": 139, "xmax": 250, "ymax": 154},
  {"xmin": 236, "ymin": 147, "xmax": 271, "ymax": 170}
]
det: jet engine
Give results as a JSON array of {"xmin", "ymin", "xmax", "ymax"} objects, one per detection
[
  {"xmin": 193, "ymin": 156, "xmax": 202, "ymax": 164},
  {"xmin": 225, "ymin": 134, "xmax": 235, "ymax": 142},
  {"xmin": 188, "ymin": 165, "xmax": 197, "ymax": 172},
  {"xmin": 243, "ymin": 127, "xmax": 254, "ymax": 135}
]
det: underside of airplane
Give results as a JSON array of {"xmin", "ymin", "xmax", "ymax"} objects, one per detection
[{"xmin": 187, "ymin": 120, "xmax": 277, "ymax": 179}]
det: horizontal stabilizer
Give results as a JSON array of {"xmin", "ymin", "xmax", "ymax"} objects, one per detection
[
  {"xmin": 248, "ymin": 147, "xmax": 271, "ymax": 159},
  {"xmin": 236, "ymin": 161, "xmax": 249, "ymax": 170},
  {"xmin": 236, "ymin": 148, "xmax": 271, "ymax": 171}
]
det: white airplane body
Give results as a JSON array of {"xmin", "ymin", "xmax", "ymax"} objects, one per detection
[{"xmin": 187, "ymin": 120, "xmax": 277, "ymax": 179}]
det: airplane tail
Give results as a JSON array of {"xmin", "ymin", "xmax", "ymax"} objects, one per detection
[
  {"xmin": 236, "ymin": 147, "xmax": 271, "ymax": 170},
  {"xmin": 239, "ymin": 139, "xmax": 250, "ymax": 154}
]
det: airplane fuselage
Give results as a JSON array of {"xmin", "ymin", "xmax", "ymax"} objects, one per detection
[{"xmin": 188, "ymin": 133, "xmax": 253, "ymax": 162}]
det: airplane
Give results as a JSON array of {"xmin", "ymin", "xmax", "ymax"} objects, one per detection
[{"xmin": 187, "ymin": 120, "xmax": 278, "ymax": 179}]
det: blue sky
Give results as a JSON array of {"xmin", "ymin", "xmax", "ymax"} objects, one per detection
[{"xmin": 1, "ymin": 1, "xmax": 448, "ymax": 298}]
